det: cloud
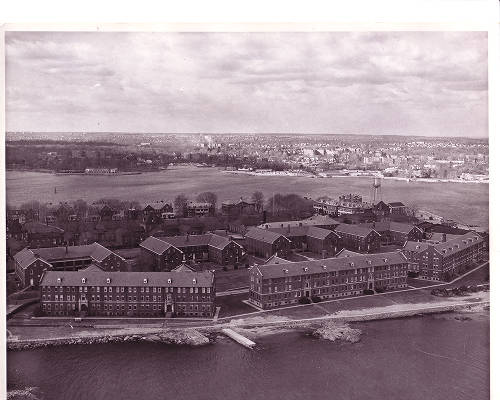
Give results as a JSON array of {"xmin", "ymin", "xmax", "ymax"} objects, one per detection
[{"xmin": 5, "ymin": 31, "xmax": 488, "ymax": 137}]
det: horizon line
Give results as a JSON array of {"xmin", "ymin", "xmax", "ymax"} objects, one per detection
[{"xmin": 5, "ymin": 131, "xmax": 489, "ymax": 140}]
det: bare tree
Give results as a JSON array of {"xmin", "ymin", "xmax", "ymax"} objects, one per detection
[
  {"xmin": 196, "ymin": 192, "xmax": 217, "ymax": 206},
  {"xmin": 174, "ymin": 194, "xmax": 188, "ymax": 216},
  {"xmin": 251, "ymin": 191, "xmax": 264, "ymax": 212}
]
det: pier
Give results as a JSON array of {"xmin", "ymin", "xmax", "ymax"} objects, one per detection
[{"xmin": 221, "ymin": 328, "xmax": 256, "ymax": 349}]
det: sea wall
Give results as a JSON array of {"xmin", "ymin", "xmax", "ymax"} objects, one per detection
[{"xmin": 7, "ymin": 329, "xmax": 211, "ymax": 351}]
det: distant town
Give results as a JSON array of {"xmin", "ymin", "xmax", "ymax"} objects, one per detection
[{"xmin": 6, "ymin": 132, "xmax": 489, "ymax": 182}]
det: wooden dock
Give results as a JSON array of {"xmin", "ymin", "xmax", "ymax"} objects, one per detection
[{"xmin": 221, "ymin": 328, "xmax": 256, "ymax": 349}]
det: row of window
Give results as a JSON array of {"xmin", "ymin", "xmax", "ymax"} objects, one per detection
[{"xmin": 42, "ymin": 286, "xmax": 212, "ymax": 294}]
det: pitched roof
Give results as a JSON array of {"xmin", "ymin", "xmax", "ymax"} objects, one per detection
[
  {"xmin": 257, "ymin": 216, "xmax": 340, "ymax": 230},
  {"xmin": 30, "ymin": 243, "xmax": 121, "ymax": 263},
  {"xmin": 40, "ymin": 270, "xmax": 215, "ymax": 288},
  {"xmin": 335, "ymin": 249, "xmax": 363, "ymax": 258},
  {"xmin": 402, "ymin": 241, "xmax": 429, "ymax": 252},
  {"xmin": 360, "ymin": 221, "xmax": 421, "ymax": 235},
  {"xmin": 245, "ymin": 228, "xmax": 289, "ymax": 244},
  {"xmin": 23, "ymin": 222, "xmax": 64, "ymax": 234},
  {"xmin": 139, "ymin": 236, "xmax": 175, "ymax": 255},
  {"xmin": 81, "ymin": 264, "xmax": 105, "ymax": 272},
  {"xmin": 257, "ymin": 251, "xmax": 408, "ymax": 279},
  {"xmin": 388, "ymin": 202, "xmax": 406, "ymax": 207},
  {"xmin": 434, "ymin": 232, "xmax": 483, "ymax": 257},
  {"xmin": 264, "ymin": 254, "xmax": 291, "ymax": 265},
  {"xmin": 142, "ymin": 233, "xmax": 238, "ymax": 252},
  {"xmin": 221, "ymin": 198, "xmax": 255, "ymax": 206},
  {"xmin": 171, "ymin": 263, "xmax": 195, "ymax": 272},
  {"xmin": 335, "ymin": 223, "xmax": 380, "ymax": 238},
  {"xmin": 13, "ymin": 248, "xmax": 38, "ymax": 269},
  {"xmin": 143, "ymin": 202, "xmax": 170, "ymax": 211}
]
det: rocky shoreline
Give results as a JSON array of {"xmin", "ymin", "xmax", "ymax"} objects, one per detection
[
  {"xmin": 311, "ymin": 322, "xmax": 362, "ymax": 343},
  {"xmin": 7, "ymin": 328, "xmax": 213, "ymax": 351}
]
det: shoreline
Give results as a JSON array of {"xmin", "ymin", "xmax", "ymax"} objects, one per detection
[
  {"xmin": 222, "ymin": 170, "xmax": 489, "ymax": 184},
  {"xmin": 7, "ymin": 300, "xmax": 489, "ymax": 351},
  {"xmin": 7, "ymin": 167, "xmax": 489, "ymax": 184}
]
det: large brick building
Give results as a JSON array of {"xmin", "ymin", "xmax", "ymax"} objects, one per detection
[
  {"xmin": 39, "ymin": 265, "xmax": 215, "ymax": 318},
  {"xmin": 22, "ymin": 222, "xmax": 65, "ymax": 248},
  {"xmin": 140, "ymin": 233, "xmax": 245, "ymax": 270},
  {"xmin": 221, "ymin": 198, "xmax": 256, "ymax": 217},
  {"xmin": 245, "ymin": 228, "xmax": 291, "ymax": 259},
  {"xmin": 14, "ymin": 242, "xmax": 127, "ymax": 288},
  {"xmin": 334, "ymin": 223, "xmax": 381, "ymax": 253},
  {"xmin": 360, "ymin": 221, "xmax": 424, "ymax": 245},
  {"xmin": 249, "ymin": 251, "xmax": 408, "ymax": 309},
  {"xmin": 264, "ymin": 225, "xmax": 341, "ymax": 257},
  {"xmin": 401, "ymin": 232, "xmax": 485, "ymax": 281}
]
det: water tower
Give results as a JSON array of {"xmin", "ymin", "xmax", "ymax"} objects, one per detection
[{"xmin": 371, "ymin": 176, "xmax": 382, "ymax": 204}]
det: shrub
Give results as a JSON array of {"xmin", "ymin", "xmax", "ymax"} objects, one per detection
[
  {"xmin": 234, "ymin": 265, "xmax": 238, "ymax": 270},
  {"xmin": 311, "ymin": 296, "xmax": 322, "ymax": 303},
  {"xmin": 363, "ymin": 289, "xmax": 374, "ymax": 295},
  {"xmin": 33, "ymin": 306, "xmax": 44, "ymax": 317},
  {"xmin": 298, "ymin": 296, "xmax": 311, "ymax": 304},
  {"xmin": 407, "ymin": 271, "xmax": 418, "ymax": 278},
  {"xmin": 222, "ymin": 266, "xmax": 228, "ymax": 271},
  {"xmin": 375, "ymin": 287, "xmax": 386, "ymax": 293}
]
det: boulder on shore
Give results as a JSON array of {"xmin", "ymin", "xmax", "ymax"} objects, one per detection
[{"xmin": 312, "ymin": 322, "xmax": 362, "ymax": 343}]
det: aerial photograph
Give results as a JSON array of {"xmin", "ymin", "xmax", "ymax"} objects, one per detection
[{"xmin": 4, "ymin": 31, "xmax": 489, "ymax": 399}]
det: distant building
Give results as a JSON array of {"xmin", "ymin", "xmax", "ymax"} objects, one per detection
[
  {"xmin": 84, "ymin": 168, "xmax": 118, "ymax": 174},
  {"xmin": 221, "ymin": 198, "xmax": 256, "ymax": 217},
  {"xmin": 262, "ymin": 225, "xmax": 341, "ymax": 257},
  {"xmin": 185, "ymin": 201, "xmax": 215, "ymax": 217},
  {"xmin": 13, "ymin": 242, "xmax": 127, "ymax": 288},
  {"xmin": 142, "ymin": 202, "xmax": 174, "ymax": 222},
  {"xmin": 245, "ymin": 228, "xmax": 291, "ymax": 259},
  {"xmin": 387, "ymin": 202, "xmax": 408, "ymax": 216},
  {"xmin": 248, "ymin": 252, "xmax": 408, "ymax": 309},
  {"xmin": 140, "ymin": 233, "xmax": 244, "ymax": 270},
  {"xmin": 39, "ymin": 266, "xmax": 215, "ymax": 318},
  {"xmin": 334, "ymin": 223, "xmax": 381, "ymax": 253},
  {"xmin": 360, "ymin": 221, "xmax": 424, "ymax": 245},
  {"xmin": 22, "ymin": 222, "xmax": 65, "ymax": 248},
  {"xmin": 337, "ymin": 194, "xmax": 372, "ymax": 215}
]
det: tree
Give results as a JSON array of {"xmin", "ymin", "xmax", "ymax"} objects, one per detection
[
  {"xmin": 196, "ymin": 192, "xmax": 217, "ymax": 206},
  {"xmin": 174, "ymin": 194, "xmax": 188, "ymax": 216},
  {"xmin": 251, "ymin": 191, "xmax": 264, "ymax": 212},
  {"xmin": 73, "ymin": 199, "xmax": 88, "ymax": 217}
]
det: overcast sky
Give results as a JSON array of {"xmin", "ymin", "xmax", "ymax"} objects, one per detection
[{"xmin": 6, "ymin": 31, "xmax": 488, "ymax": 137}]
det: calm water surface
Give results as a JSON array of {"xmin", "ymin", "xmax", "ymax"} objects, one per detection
[
  {"xmin": 7, "ymin": 316, "xmax": 489, "ymax": 400},
  {"xmin": 6, "ymin": 167, "xmax": 489, "ymax": 227}
]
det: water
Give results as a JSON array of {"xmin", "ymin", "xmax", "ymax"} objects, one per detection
[
  {"xmin": 6, "ymin": 167, "xmax": 489, "ymax": 227},
  {"xmin": 7, "ymin": 315, "xmax": 489, "ymax": 400}
]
